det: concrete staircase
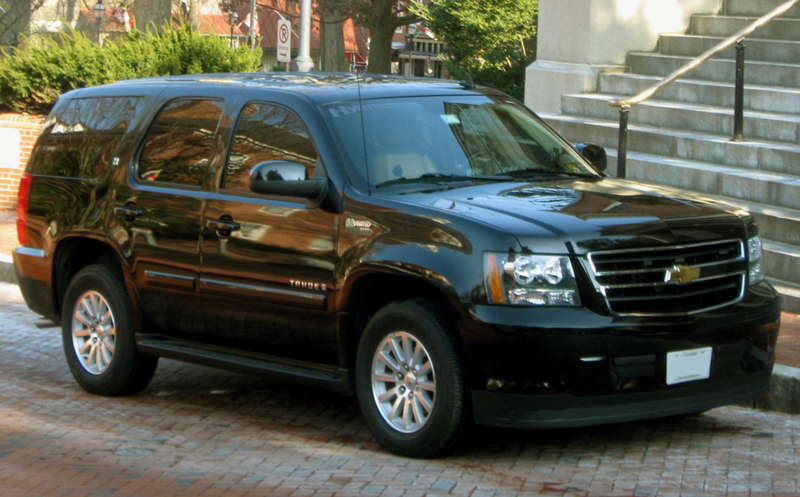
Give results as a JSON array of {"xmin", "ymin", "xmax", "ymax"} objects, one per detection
[{"xmin": 540, "ymin": 0, "xmax": 800, "ymax": 311}]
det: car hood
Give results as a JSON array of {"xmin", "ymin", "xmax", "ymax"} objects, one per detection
[{"xmin": 388, "ymin": 178, "xmax": 749, "ymax": 255}]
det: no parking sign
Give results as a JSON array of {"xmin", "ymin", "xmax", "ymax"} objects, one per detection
[{"xmin": 277, "ymin": 19, "xmax": 291, "ymax": 63}]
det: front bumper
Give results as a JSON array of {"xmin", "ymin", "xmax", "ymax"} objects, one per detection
[
  {"xmin": 460, "ymin": 282, "xmax": 780, "ymax": 428},
  {"xmin": 472, "ymin": 366, "xmax": 771, "ymax": 429}
]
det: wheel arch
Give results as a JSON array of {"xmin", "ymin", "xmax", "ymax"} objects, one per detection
[
  {"xmin": 52, "ymin": 236, "xmax": 126, "ymax": 320},
  {"xmin": 338, "ymin": 264, "xmax": 462, "ymax": 370}
]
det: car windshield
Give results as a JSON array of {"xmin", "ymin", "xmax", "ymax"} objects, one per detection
[{"xmin": 320, "ymin": 95, "xmax": 600, "ymax": 190}]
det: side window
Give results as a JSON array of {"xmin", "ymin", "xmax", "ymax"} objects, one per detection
[
  {"xmin": 29, "ymin": 97, "xmax": 140, "ymax": 178},
  {"xmin": 138, "ymin": 98, "xmax": 224, "ymax": 187},
  {"xmin": 224, "ymin": 102, "xmax": 319, "ymax": 192}
]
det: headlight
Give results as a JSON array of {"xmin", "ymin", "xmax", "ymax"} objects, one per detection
[
  {"xmin": 484, "ymin": 253, "xmax": 580, "ymax": 306},
  {"xmin": 747, "ymin": 236, "xmax": 765, "ymax": 286}
]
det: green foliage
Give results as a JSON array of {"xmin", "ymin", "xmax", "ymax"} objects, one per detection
[
  {"xmin": 414, "ymin": 0, "xmax": 537, "ymax": 100},
  {"xmin": 0, "ymin": 23, "xmax": 262, "ymax": 114}
]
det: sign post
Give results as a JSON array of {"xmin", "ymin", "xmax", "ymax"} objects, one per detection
[{"xmin": 277, "ymin": 19, "xmax": 291, "ymax": 67}]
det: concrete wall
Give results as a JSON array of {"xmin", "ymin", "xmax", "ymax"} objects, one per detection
[
  {"xmin": 0, "ymin": 114, "xmax": 45, "ymax": 212},
  {"xmin": 526, "ymin": 0, "xmax": 723, "ymax": 113}
]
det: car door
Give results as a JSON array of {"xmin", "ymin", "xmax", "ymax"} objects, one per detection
[
  {"xmin": 199, "ymin": 101, "xmax": 340, "ymax": 363},
  {"xmin": 112, "ymin": 93, "xmax": 226, "ymax": 334}
]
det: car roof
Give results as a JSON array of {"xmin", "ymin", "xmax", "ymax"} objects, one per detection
[{"xmin": 67, "ymin": 73, "xmax": 503, "ymax": 105}]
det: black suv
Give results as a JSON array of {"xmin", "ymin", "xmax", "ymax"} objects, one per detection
[{"xmin": 14, "ymin": 74, "xmax": 780, "ymax": 458}]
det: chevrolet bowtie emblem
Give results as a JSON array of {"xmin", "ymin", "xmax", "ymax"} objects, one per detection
[{"xmin": 664, "ymin": 265, "xmax": 701, "ymax": 284}]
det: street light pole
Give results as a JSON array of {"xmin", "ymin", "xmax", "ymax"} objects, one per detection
[
  {"xmin": 92, "ymin": 0, "xmax": 105, "ymax": 43},
  {"xmin": 229, "ymin": 10, "xmax": 238, "ymax": 47},
  {"xmin": 249, "ymin": 0, "xmax": 257, "ymax": 51},
  {"xmin": 406, "ymin": 24, "xmax": 416, "ymax": 77}
]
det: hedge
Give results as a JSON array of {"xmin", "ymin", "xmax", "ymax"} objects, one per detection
[{"xmin": 0, "ymin": 23, "xmax": 263, "ymax": 114}]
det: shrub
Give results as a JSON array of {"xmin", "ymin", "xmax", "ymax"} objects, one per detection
[{"xmin": 0, "ymin": 23, "xmax": 263, "ymax": 114}]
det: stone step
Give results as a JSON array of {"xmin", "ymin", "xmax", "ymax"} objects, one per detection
[
  {"xmin": 692, "ymin": 15, "xmax": 800, "ymax": 41},
  {"xmin": 627, "ymin": 53, "xmax": 800, "ymax": 87},
  {"xmin": 601, "ymin": 148, "xmax": 800, "ymax": 212},
  {"xmin": 767, "ymin": 278, "xmax": 800, "ymax": 313},
  {"xmin": 726, "ymin": 0, "xmax": 800, "ymax": 19},
  {"xmin": 660, "ymin": 34, "xmax": 800, "ymax": 64},
  {"xmin": 561, "ymin": 93, "xmax": 800, "ymax": 144},
  {"xmin": 731, "ymin": 198, "xmax": 800, "ymax": 247},
  {"xmin": 542, "ymin": 113, "xmax": 800, "ymax": 176},
  {"xmin": 599, "ymin": 73, "xmax": 800, "ymax": 114},
  {"xmin": 763, "ymin": 240, "xmax": 800, "ymax": 288}
]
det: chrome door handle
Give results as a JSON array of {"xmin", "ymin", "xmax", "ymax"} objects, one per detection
[
  {"xmin": 206, "ymin": 218, "xmax": 241, "ymax": 233},
  {"xmin": 114, "ymin": 205, "xmax": 142, "ymax": 221}
]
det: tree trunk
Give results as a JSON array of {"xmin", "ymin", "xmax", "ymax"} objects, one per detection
[
  {"xmin": 187, "ymin": 0, "xmax": 205, "ymax": 30},
  {"xmin": 366, "ymin": 20, "xmax": 393, "ymax": 74},
  {"xmin": 134, "ymin": 0, "xmax": 171, "ymax": 33},
  {"xmin": 320, "ymin": 9, "xmax": 347, "ymax": 72},
  {"xmin": 0, "ymin": 0, "xmax": 43, "ymax": 47}
]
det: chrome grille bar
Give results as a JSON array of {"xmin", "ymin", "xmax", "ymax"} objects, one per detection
[{"xmin": 587, "ymin": 239, "xmax": 747, "ymax": 317}]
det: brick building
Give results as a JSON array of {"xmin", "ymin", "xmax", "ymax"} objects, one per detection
[{"xmin": 0, "ymin": 114, "xmax": 44, "ymax": 212}]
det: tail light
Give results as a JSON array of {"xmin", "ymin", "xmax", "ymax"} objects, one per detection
[{"xmin": 17, "ymin": 173, "xmax": 32, "ymax": 246}]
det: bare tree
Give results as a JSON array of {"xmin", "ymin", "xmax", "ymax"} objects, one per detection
[
  {"xmin": 177, "ymin": 0, "xmax": 215, "ymax": 30},
  {"xmin": 134, "ymin": 0, "xmax": 172, "ymax": 33},
  {"xmin": 0, "ymin": 0, "xmax": 46, "ymax": 47},
  {"xmin": 322, "ymin": 0, "xmax": 420, "ymax": 75},
  {"xmin": 318, "ymin": 2, "xmax": 347, "ymax": 72}
]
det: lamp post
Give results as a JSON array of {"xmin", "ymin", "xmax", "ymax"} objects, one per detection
[
  {"xmin": 229, "ymin": 10, "xmax": 238, "ymax": 47},
  {"xmin": 92, "ymin": 0, "xmax": 105, "ymax": 43},
  {"xmin": 219, "ymin": 0, "xmax": 239, "ymax": 48},
  {"xmin": 406, "ymin": 24, "xmax": 417, "ymax": 77}
]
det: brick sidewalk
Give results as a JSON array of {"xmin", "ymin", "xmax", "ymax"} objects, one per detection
[
  {"xmin": 1, "ymin": 216, "xmax": 799, "ymax": 370},
  {"xmin": 0, "ymin": 281, "xmax": 798, "ymax": 496}
]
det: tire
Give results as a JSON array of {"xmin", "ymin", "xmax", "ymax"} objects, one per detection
[
  {"xmin": 355, "ymin": 299, "xmax": 472, "ymax": 458},
  {"xmin": 61, "ymin": 264, "xmax": 158, "ymax": 396}
]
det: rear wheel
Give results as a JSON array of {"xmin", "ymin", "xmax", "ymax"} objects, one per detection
[
  {"xmin": 61, "ymin": 264, "xmax": 158, "ymax": 396},
  {"xmin": 356, "ymin": 299, "xmax": 471, "ymax": 458}
]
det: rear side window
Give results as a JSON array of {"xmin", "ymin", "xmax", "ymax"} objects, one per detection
[
  {"xmin": 28, "ymin": 97, "xmax": 140, "ymax": 178},
  {"xmin": 223, "ymin": 102, "xmax": 319, "ymax": 192},
  {"xmin": 138, "ymin": 98, "xmax": 224, "ymax": 187}
]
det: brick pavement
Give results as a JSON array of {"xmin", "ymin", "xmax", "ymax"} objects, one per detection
[{"xmin": 0, "ymin": 282, "xmax": 799, "ymax": 496}]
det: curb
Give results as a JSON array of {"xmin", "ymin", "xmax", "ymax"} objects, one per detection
[
  {"xmin": 754, "ymin": 365, "xmax": 800, "ymax": 414},
  {"xmin": 0, "ymin": 255, "xmax": 16, "ymax": 285},
  {"xmin": 0, "ymin": 255, "xmax": 797, "ymax": 415}
]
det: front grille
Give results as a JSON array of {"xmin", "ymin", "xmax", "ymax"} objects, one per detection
[{"xmin": 587, "ymin": 239, "xmax": 747, "ymax": 316}]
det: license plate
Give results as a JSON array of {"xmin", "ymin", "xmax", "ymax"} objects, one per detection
[{"xmin": 666, "ymin": 347, "xmax": 712, "ymax": 385}]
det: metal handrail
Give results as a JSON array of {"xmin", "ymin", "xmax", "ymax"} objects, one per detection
[{"xmin": 608, "ymin": 0, "xmax": 800, "ymax": 178}]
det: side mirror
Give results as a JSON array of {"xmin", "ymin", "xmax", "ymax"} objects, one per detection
[
  {"xmin": 575, "ymin": 143, "xmax": 608, "ymax": 172},
  {"xmin": 249, "ymin": 160, "xmax": 329, "ymax": 207}
]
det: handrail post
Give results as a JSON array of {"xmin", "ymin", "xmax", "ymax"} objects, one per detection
[
  {"xmin": 617, "ymin": 107, "xmax": 630, "ymax": 179},
  {"xmin": 733, "ymin": 40, "xmax": 746, "ymax": 142}
]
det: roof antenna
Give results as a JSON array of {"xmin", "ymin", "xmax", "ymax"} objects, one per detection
[
  {"xmin": 355, "ymin": 70, "xmax": 372, "ymax": 194},
  {"xmin": 459, "ymin": 73, "xmax": 475, "ymax": 89}
]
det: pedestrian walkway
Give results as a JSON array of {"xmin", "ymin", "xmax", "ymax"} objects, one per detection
[
  {"xmin": 0, "ymin": 282, "xmax": 797, "ymax": 496},
  {"xmin": 0, "ymin": 215, "xmax": 799, "ymax": 371}
]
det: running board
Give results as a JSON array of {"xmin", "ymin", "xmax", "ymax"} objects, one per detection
[{"xmin": 136, "ymin": 334, "xmax": 354, "ymax": 395}]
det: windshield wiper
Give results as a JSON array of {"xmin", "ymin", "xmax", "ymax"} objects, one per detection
[{"xmin": 375, "ymin": 173, "xmax": 512, "ymax": 188}]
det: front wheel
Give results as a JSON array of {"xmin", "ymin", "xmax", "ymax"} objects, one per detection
[
  {"xmin": 61, "ymin": 264, "xmax": 158, "ymax": 396},
  {"xmin": 355, "ymin": 300, "xmax": 471, "ymax": 458}
]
